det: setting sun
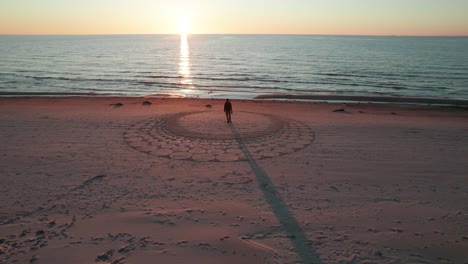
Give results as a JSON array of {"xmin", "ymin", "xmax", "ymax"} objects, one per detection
[{"xmin": 177, "ymin": 16, "xmax": 190, "ymax": 34}]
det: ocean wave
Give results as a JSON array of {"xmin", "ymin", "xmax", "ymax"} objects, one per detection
[
  {"xmin": 3, "ymin": 71, "xmax": 454, "ymax": 95},
  {"xmin": 147, "ymin": 75, "xmax": 253, "ymax": 82},
  {"xmin": 25, "ymin": 75, "xmax": 132, "ymax": 84},
  {"xmin": 139, "ymin": 80, "xmax": 281, "ymax": 90},
  {"xmin": 142, "ymin": 77, "xmax": 409, "ymax": 91},
  {"xmin": 138, "ymin": 78, "xmax": 427, "ymax": 93}
]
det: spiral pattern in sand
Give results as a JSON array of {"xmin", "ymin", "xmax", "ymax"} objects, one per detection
[{"xmin": 124, "ymin": 111, "xmax": 314, "ymax": 162}]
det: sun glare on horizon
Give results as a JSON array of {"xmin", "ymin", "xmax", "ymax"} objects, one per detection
[{"xmin": 177, "ymin": 16, "xmax": 190, "ymax": 34}]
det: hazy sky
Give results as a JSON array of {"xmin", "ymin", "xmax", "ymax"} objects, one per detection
[{"xmin": 1, "ymin": 0, "xmax": 467, "ymax": 35}]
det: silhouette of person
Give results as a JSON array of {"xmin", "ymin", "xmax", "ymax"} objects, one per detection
[{"xmin": 224, "ymin": 99, "xmax": 233, "ymax": 123}]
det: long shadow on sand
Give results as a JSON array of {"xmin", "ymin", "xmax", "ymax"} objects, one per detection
[{"xmin": 229, "ymin": 123, "xmax": 322, "ymax": 264}]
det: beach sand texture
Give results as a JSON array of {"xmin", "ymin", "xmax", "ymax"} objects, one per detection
[{"xmin": 0, "ymin": 97, "xmax": 467, "ymax": 263}]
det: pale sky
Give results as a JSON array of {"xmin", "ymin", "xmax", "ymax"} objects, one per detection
[{"xmin": 1, "ymin": 0, "xmax": 467, "ymax": 36}]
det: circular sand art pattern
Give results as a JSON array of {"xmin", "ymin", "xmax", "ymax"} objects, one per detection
[{"xmin": 124, "ymin": 111, "xmax": 314, "ymax": 162}]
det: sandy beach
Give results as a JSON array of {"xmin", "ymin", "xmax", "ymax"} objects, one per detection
[{"xmin": 0, "ymin": 97, "xmax": 467, "ymax": 264}]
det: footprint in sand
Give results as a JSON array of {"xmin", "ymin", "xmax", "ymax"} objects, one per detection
[{"xmin": 96, "ymin": 249, "xmax": 114, "ymax": 262}]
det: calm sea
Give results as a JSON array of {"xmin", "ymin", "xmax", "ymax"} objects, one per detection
[{"xmin": 1, "ymin": 35, "xmax": 467, "ymax": 100}]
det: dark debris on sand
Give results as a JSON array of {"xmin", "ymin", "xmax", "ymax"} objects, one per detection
[
  {"xmin": 333, "ymin": 108, "xmax": 351, "ymax": 114},
  {"xmin": 110, "ymin": 103, "xmax": 123, "ymax": 109}
]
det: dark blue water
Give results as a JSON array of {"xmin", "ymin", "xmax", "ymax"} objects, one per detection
[{"xmin": 1, "ymin": 35, "xmax": 467, "ymax": 99}]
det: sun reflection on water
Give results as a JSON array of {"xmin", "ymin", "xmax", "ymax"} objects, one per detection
[{"xmin": 178, "ymin": 33, "xmax": 194, "ymax": 94}]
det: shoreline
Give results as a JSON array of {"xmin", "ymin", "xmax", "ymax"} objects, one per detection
[
  {"xmin": 2, "ymin": 92, "xmax": 468, "ymax": 107},
  {"xmin": 254, "ymin": 93, "xmax": 468, "ymax": 106}
]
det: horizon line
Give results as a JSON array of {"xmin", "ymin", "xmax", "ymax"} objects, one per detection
[{"xmin": 1, "ymin": 33, "xmax": 468, "ymax": 37}]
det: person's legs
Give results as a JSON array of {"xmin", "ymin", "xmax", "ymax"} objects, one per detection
[{"xmin": 227, "ymin": 112, "xmax": 231, "ymax": 123}]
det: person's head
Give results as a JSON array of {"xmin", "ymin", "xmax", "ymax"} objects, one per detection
[{"xmin": 226, "ymin": 99, "xmax": 230, "ymax": 102}]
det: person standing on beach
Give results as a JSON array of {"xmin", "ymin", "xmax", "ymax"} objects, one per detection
[{"xmin": 224, "ymin": 99, "xmax": 233, "ymax": 123}]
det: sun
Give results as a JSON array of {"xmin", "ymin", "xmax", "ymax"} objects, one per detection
[{"xmin": 177, "ymin": 16, "xmax": 190, "ymax": 34}]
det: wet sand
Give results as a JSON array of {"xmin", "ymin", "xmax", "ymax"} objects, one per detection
[{"xmin": 0, "ymin": 97, "xmax": 467, "ymax": 263}]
